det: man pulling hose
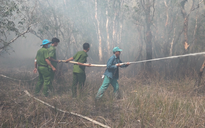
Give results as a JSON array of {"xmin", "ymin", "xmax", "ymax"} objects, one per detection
[{"xmin": 33, "ymin": 39, "xmax": 56, "ymax": 97}]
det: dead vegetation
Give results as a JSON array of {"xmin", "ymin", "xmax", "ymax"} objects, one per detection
[{"xmin": 1, "ymin": 70, "xmax": 205, "ymax": 128}]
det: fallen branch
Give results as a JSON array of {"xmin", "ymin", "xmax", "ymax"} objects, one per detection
[
  {"xmin": 24, "ymin": 90, "xmax": 111, "ymax": 128},
  {"xmin": 0, "ymin": 74, "xmax": 38, "ymax": 81}
]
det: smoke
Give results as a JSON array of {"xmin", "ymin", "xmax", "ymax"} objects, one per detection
[
  {"xmin": 0, "ymin": 33, "xmax": 41, "ymax": 69},
  {"xmin": 0, "ymin": 0, "xmax": 204, "ymax": 76},
  {"xmin": 9, "ymin": 34, "xmax": 41, "ymax": 59}
]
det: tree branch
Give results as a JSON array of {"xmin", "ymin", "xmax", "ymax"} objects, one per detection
[
  {"xmin": 24, "ymin": 90, "xmax": 111, "ymax": 128},
  {"xmin": 0, "ymin": 25, "xmax": 32, "ymax": 52},
  {"xmin": 140, "ymin": 0, "xmax": 146, "ymax": 11},
  {"xmin": 151, "ymin": 0, "xmax": 155, "ymax": 22}
]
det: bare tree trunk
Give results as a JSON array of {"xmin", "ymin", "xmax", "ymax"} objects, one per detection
[
  {"xmin": 111, "ymin": 0, "xmax": 123, "ymax": 47},
  {"xmin": 136, "ymin": 26, "xmax": 144, "ymax": 69},
  {"xmin": 95, "ymin": 0, "xmax": 102, "ymax": 61},
  {"xmin": 177, "ymin": 0, "xmax": 199, "ymax": 76},
  {"xmin": 190, "ymin": 9, "xmax": 199, "ymax": 51},
  {"xmin": 116, "ymin": 21, "xmax": 122, "ymax": 46},
  {"xmin": 170, "ymin": 28, "xmax": 176, "ymax": 56},
  {"xmin": 46, "ymin": 0, "xmax": 59, "ymax": 37},
  {"xmin": 106, "ymin": 5, "xmax": 110, "ymax": 57},
  {"xmin": 180, "ymin": 0, "xmax": 201, "ymax": 52},
  {"xmin": 112, "ymin": 13, "xmax": 116, "ymax": 47},
  {"xmin": 141, "ymin": 0, "xmax": 154, "ymax": 70},
  {"xmin": 183, "ymin": 17, "xmax": 189, "ymax": 54},
  {"xmin": 195, "ymin": 59, "xmax": 205, "ymax": 87},
  {"xmin": 164, "ymin": 0, "xmax": 169, "ymax": 27}
]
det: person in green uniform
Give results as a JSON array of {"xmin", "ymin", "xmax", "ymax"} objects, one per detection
[
  {"xmin": 33, "ymin": 39, "xmax": 56, "ymax": 96},
  {"xmin": 65, "ymin": 43, "xmax": 91, "ymax": 98},
  {"xmin": 48, "ymin": 37, "xmax": 60, "ymax": 89}
]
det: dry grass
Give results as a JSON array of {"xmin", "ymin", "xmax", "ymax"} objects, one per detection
[{"xmin": 1, "ymin": 70, "xmax": 205, "ymax": 128}]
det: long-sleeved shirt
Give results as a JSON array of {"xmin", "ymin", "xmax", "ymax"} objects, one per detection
[{"xmin": 104, "ymin": 54, "xmax": 128, "ymax": 79}]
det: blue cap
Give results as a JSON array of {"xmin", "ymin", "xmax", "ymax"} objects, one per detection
[
  {"xmin": 40, "ymin": 39, "xmax": 51, "ymax": 46},
  {"xmin": 113, "ymin": 47, "xmax": 122, "ymax": 53}
]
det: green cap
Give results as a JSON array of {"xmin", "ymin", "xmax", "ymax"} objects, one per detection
[{"xmin": 113, "ymin": 47, "xmax": 122, "ymax": 53}]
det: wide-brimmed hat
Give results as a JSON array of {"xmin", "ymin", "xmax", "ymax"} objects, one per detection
[{"xmin": 40, "ymin": 39, "xmax": 51, "ymax": 46}]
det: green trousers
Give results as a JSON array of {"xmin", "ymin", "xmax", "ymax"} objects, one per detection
[
  {"xmin": 50, "ymin": 69, "xmax": 55, "ymax": 89},
  {"xmin": 72, "ymin": 72, "xmax": 86, "ymax": 97},
  {"xmin": 95, "ymin": 75, "xmax": 119, "ymax": 100},
  {"xmin": 35, "ymin": 66, "xmax": 52, "ymax": 96}
]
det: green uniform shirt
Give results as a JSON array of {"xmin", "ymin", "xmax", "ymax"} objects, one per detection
[
  {"xmin": 48, "ymin": 45, "xmax": 57, "ymax": 68},
  {"xmin": 73, "ymin": 51, "xmax": 88, "ymax": 73},
  {"xmin": 36, "ymin": 47, "xmax": 49, "ymax": 66}
]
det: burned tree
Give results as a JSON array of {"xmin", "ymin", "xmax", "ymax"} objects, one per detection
[{"xmin": 140, "ymin": 0, "xmax": 155, "ymax": 71}]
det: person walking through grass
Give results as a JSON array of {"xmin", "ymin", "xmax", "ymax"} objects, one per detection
[
  {"xmin": 65, "ymin": 43, "xmax": 91, "ymax": 98},
  {"xmin": 33, "ymin": 39, "xmax": 56, "ymax": 96},
  {"xmin": 95, "ymin": 47, "xmax": 130, "ymax": 100},
  {"xmin": 48, "ymin": 37, "xmax": 61, "ymax": 90}
]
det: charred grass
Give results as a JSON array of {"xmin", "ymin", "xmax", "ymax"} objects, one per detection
[{"xmin": 1, "ymin": 70, "xmax": 205, "ymax": 128}]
